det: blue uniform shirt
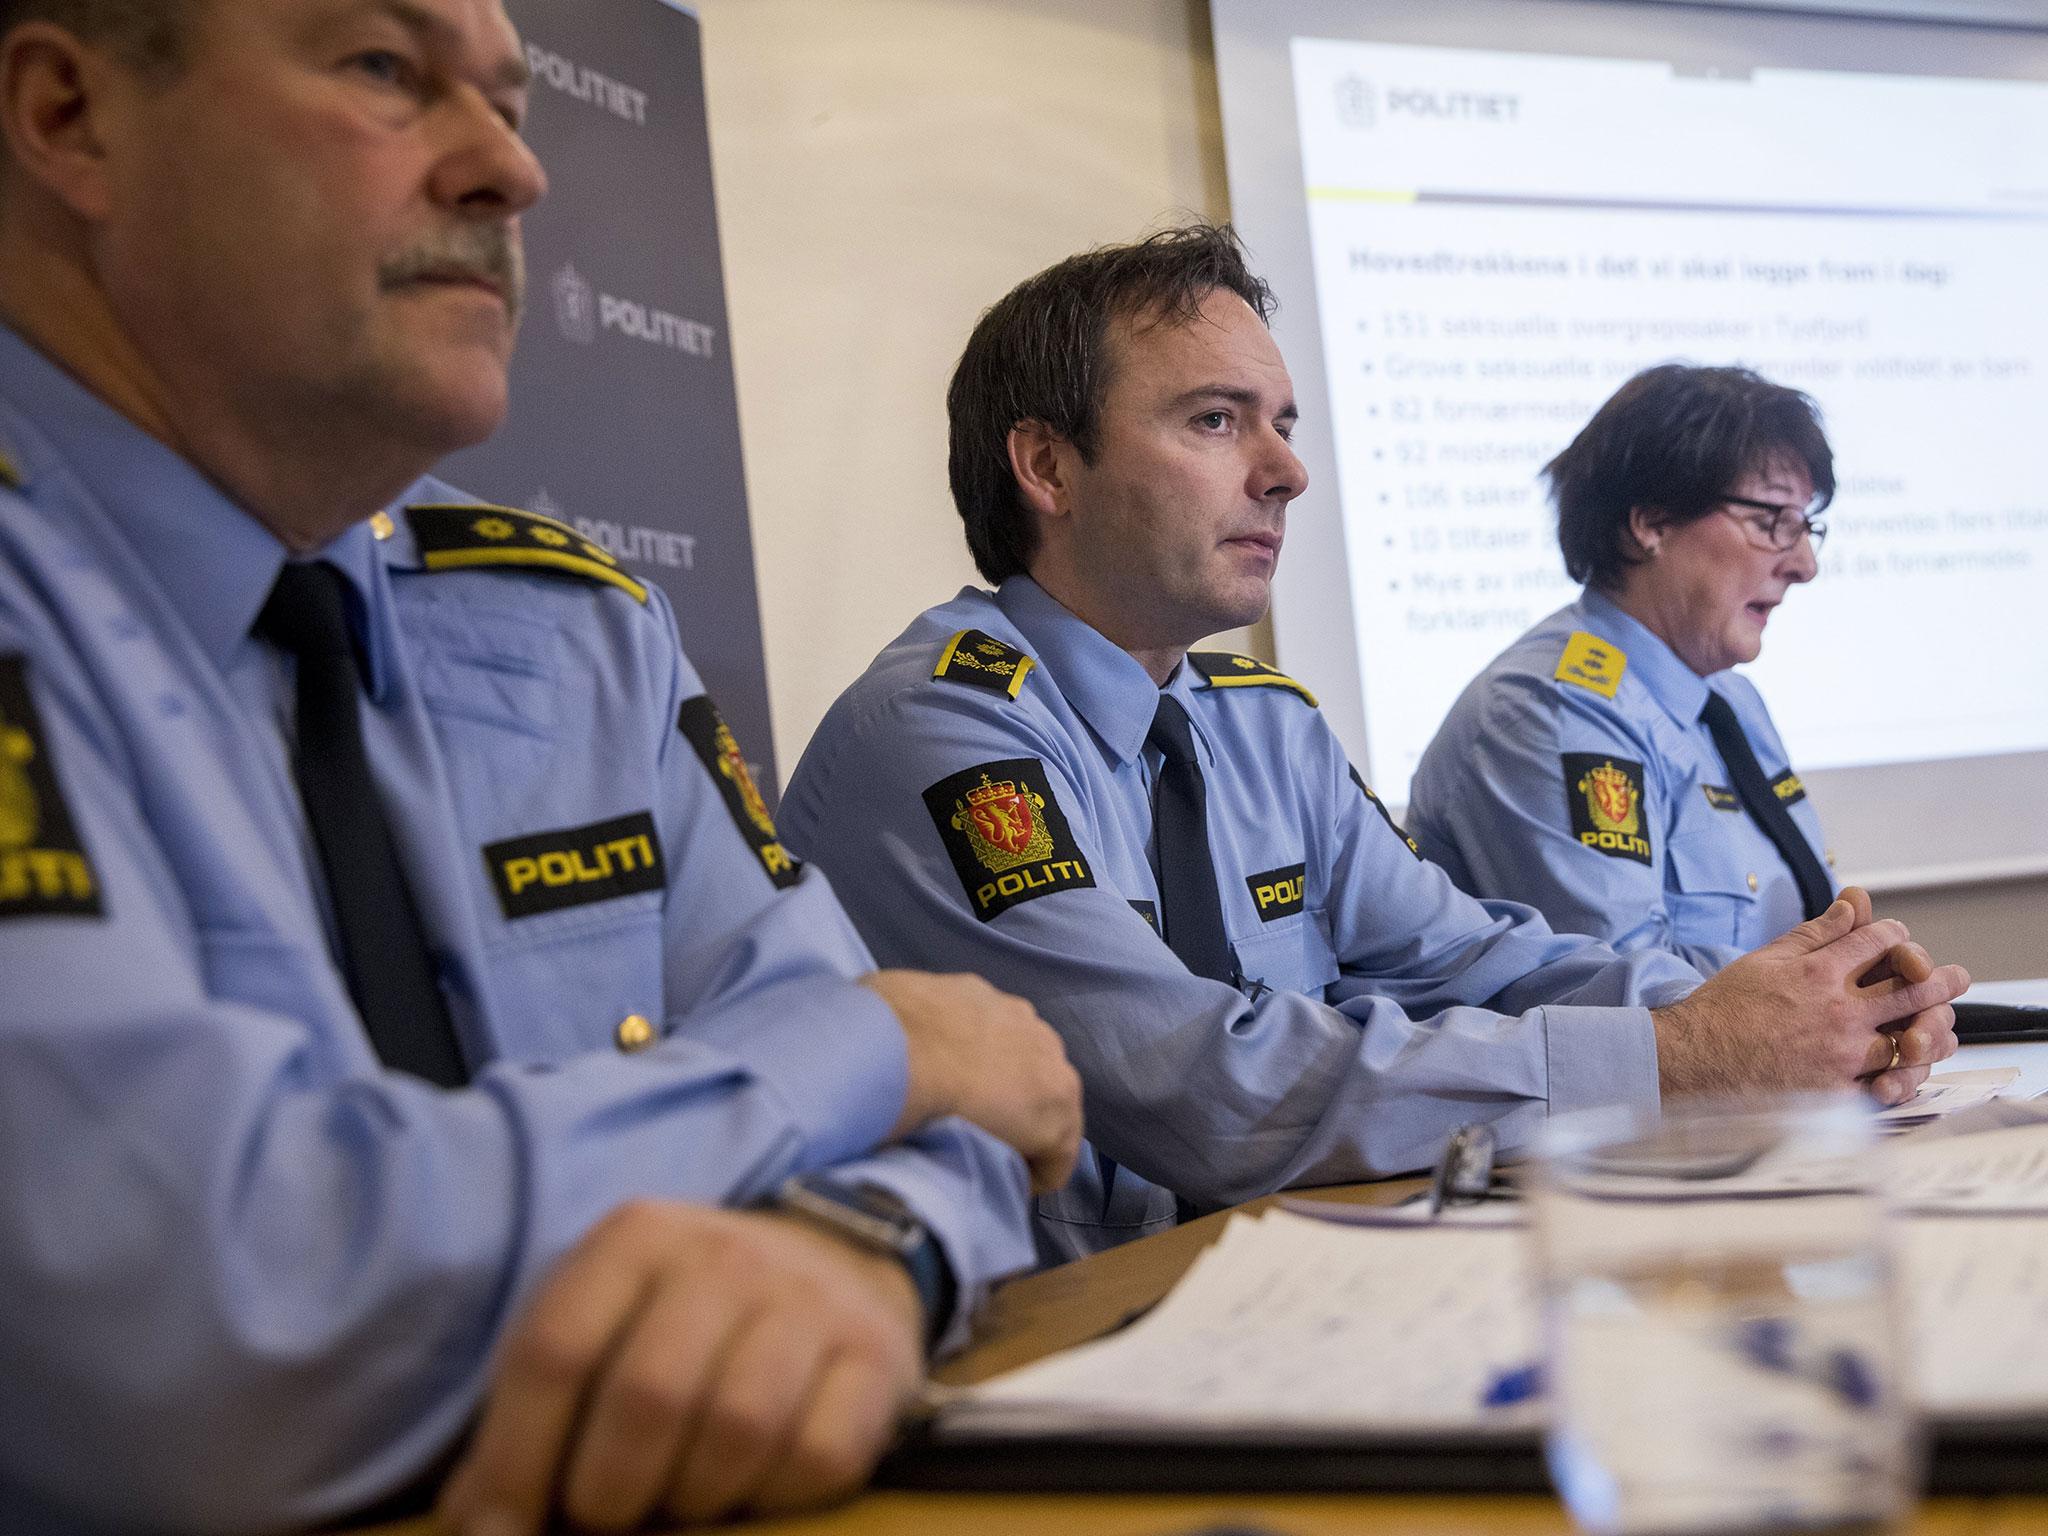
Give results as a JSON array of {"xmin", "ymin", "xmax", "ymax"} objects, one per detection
[
  {"xmin": 781, "ymin": 577, "xmax": 1701, "ymax": 1263},
  {"xmin": 1407, "ymin": 589, "xmax": 1834, "ymax": 975},
  {"xmin": 0, "ymin": 324, "xmax": 1031, "ymax": 1535}
]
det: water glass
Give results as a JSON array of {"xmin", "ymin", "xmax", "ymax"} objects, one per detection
[{"xmin": 1527, "ymin": 1095, "xmax": 1919, "ymax": 1536}]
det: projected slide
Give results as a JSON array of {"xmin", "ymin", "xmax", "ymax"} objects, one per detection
[{"xmin": 1293, "ymin": 38, "xmax": 2048, "ymax": 804}]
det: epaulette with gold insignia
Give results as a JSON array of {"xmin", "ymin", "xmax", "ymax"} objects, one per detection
[
  {"xmin": 1554, "ymin": 631, "xmax": 1626, "ymax": 699},
  {"xmin": 932, "ymin": 629, "xmax": 1035, "ymax": 700},
  {"xmin": 1188, "ymin": 651, "xmax": 1317, "ymax": 707},
  {"xmin": 404, "ymin": 503, "xmax": 647, "ymax": 603}
]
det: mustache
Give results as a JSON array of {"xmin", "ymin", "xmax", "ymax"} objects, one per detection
[{"xmin": 379, "ymin": 226, "xmax": 525, "ymax": 322}]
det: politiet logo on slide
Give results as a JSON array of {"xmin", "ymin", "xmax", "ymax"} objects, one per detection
[
  {"xmin": 1334, "ymin": 75, "xmax": 1377, "ymax": 129},
  {"xmin": 550, "ymin": 263, "xmax": 719, "ymax": 360},
  {"xmin": 1335, "ymin": 73, "xmax": 1519, "ymax": 127}
]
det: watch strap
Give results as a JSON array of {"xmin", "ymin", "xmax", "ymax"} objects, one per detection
[{"xmin": 773, "ymin": 1175, "xmax": 957, "ymax": 1352}]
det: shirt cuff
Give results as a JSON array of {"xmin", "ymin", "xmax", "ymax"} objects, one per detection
[
  {"xmin": 1542, "ymin": 1003, "xmax": 1662, "ymax": 1118},
  {"xmin": 828, "ymin": 1120, "xmax": 1036, "ymax": 1356},
  {"xmin": 679, "ymin": 976, "xmax": 910, "ymax": 1169}
]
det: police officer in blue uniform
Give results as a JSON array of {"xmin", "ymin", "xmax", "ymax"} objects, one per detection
[
  {"xmin": 0, "ymin": 3, "xmax": 1077, "ymax": 1533},
  {"xmin": 1410, "ymin": 365, "xmax": 1837, "ymax": 974},
  {"xmin": 782, "ymin": 227, "xmax": 1964, "ymax": 1263}
]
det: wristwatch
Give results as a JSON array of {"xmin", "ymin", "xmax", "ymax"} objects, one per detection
[{"xmin": 772, "ymin": 1174, "xmax": 956, "ymax": 1350}]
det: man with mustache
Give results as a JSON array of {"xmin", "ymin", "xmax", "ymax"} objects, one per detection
[
  {"xmin": 0, "ymin": 1, "xmax": 1079, "ymax": 1532},
  {"xmin": 781, "ymin": 224, "xmax": 1966, "ymax": 1262}
]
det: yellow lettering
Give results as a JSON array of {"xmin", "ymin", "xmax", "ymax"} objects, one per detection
[
  {"xmin": 632, "ymin": 834, "xmax": 656, "ymax": 868},
  {"xmin": 1254, "ymin": 876, "xmax": 1303, "ymax": 910},
  {"xmin": 504, "ymin": 857, "xmax": 540, "ymax": 894},
  {"xmin": 974, "ymin": 859, "xmax": 1086, "ymax": 909},
  {"xmin": 761, "ymin": 842, "xmax": 793, "ymax": 874},
  {"xmin": 0, "ymin": 849, "xmax": 95, "ymax": 903},
  {"xmin": 538, "ymin": 850, "xmax": 577, "ymax": 886},
  {"xmin": 1580, "ymin": 831, "xmax": 1650, "ymax": 857},
  {"xmin": 26, "ymin": 850, "xmax": 62, "ymax": 898}
]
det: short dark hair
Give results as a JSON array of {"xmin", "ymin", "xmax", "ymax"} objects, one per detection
[
  {"xmin": 1547, "ymin": 363, "xmax": 1835, "ymax": 590},
  {"xmin": 946, "ymin": 222, "xmax": 1277, "ymax": 585},
  {"xmin": 0, "ymin": 0, "xmax": 188, "ymax": 78}
]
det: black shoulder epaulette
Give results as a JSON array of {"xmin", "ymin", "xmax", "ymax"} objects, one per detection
[
  {"xmin": 404, "ymin": 502, "xmax": 647, "ymax": 603},
  {"xmin": 1188, "ymin": 651, "xmax": 1317, "ymax": 707},
  {"xmin": 932, "ymin": 629, "xmax": 1035, "ymax": 699}
]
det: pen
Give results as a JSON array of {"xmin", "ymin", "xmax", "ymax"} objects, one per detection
[
  {"xmin": 1728, "ymin": 1317, "xmax": 1879, "ymax": 1409},
  {"xmin": 1480, "ymin": 1360, "xmax": 1546, "ymax": 1408}
]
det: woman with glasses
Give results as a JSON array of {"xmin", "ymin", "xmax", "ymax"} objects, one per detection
[{"xmin": 1406, "ymin": 364, "xmax": 1835, "ymax": 974}]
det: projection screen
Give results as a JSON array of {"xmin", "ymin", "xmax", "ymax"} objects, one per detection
[{"xmin": 1212, "ymin": 0, "xmax": 2048, "ymax": 890}]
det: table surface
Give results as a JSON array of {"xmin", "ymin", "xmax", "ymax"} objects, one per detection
[{"xmin": 363, "ymin": 1039, "xmax": 2048, "ymax": 1534}]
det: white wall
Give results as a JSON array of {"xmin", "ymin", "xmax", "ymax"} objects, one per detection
[
  {"xmin": 695, "ymin": 0, "xmax": 1238, "ymax": 766},
  {"xmin": 693, "ymin": 0, "xmax": 2046, "ymax": 981}
]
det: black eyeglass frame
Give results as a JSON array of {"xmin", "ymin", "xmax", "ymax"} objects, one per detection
[{"xmin": 1717, "ymin": 494, "xmax": 1829, "ymax": 553}]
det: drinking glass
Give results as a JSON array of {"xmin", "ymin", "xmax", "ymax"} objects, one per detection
[{"xmin": 1528, "ymin": 1095, "xmax": 1919, "ymax": 1536}]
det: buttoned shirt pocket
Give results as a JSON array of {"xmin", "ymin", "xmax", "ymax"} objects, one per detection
[
  {"xmin": 481, "ymin": 906, "xmax": 664, "ymax": 1059},
  {"xmin": 410, "ymin": 608, "xmax": 558, "ymax": 739},
  {"xmin": 1230, "ymin": 910, "xmax": 1341, "ymax": 1001},
  {"xmin": 1664, "ymin": 841, "xmax": 1760, "ymax": 950}
]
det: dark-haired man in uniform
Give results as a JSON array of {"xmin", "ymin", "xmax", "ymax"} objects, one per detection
[
  {"xmin": 0, "ymin": 1, "xmax": 1078, "ymax": 1532},
  {"xmin": 782, "ymin": 223, "xmax": 1964, "ymax": 1263}
]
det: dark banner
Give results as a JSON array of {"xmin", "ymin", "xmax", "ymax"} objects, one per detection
[{"xmin": 439, "ymin": 0, "xmax": 781, "ymax": 795}]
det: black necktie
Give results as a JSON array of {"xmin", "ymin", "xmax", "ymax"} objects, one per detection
[
  {"xmin": 1698, "ymin": 690, "xmax": 1833, "ymax": 922},
  {"xmin": 1146, "ymin": 695, "xmax": 1234, "ymax": 985},
  {"xmin": 257, "ymin": 562, "xmax": 467, "ymax": 1087}
]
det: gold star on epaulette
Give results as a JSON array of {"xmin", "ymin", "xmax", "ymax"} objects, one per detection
[
  {"xmin": 1187, "ymin": 651, "xmax": 1318, "ymax": 707},
  {"xmin": 932, "ymin": 629, "xmax": 1036, "ymax": 700},
  {"xmin": 403, "ymin": 502, "xmax": 646, "ymax": 603}
]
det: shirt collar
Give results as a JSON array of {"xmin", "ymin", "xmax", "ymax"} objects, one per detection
[
  {"xmin": 307, "ymin": 517, "xmax": 403, "ymax": 702},
  {"xmin": 1577, "ymin": 587, "xmax": 1712, "ymax": 726},
  {"xmin": 0, "ymin": 322, "xmax": 405, "ymax": 700},
  {"xmin": 994, "ymin": 576, "xmax": 1177, "ymax": 767}
]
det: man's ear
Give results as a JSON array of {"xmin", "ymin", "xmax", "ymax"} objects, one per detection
[
  {"xmin": 1006, "ymin": 419, "xmax": 1077, "ymax": 528},
  {"xmin": 1625, "ymin": 503, "xmax": 1665, "ymax": 558},
  {"xmin": 0, "ymin": 22, "xmax": 125, "ymax": 223}
]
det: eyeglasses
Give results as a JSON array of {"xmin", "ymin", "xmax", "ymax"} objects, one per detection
[{"xmin": 1718, "ymin": 495, "xmax": 1828, "ymax": 553}]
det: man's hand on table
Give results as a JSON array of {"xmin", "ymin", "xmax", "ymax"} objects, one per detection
[
  {"xmin": 1653, "ymin": 886, "xmax": 1966, "ymax": 1106},
  {"xmin": 437, "ymin": 1201, "xmax": 925, "ymax": 1535}
]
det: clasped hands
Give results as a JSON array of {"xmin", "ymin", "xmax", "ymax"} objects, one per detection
[{"xmin": 1653, "ymin": 885, "xmax": 1968, "ymax": 1106}]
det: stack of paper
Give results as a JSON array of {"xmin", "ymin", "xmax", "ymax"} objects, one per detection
[
  {"xmin": 943, "ymin": 1210, "xmax": 1539, "ymax": 1437},
  {"xmin": 941, "ymin": 1121, "xmax": 2048, "ymax": 1438}
]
